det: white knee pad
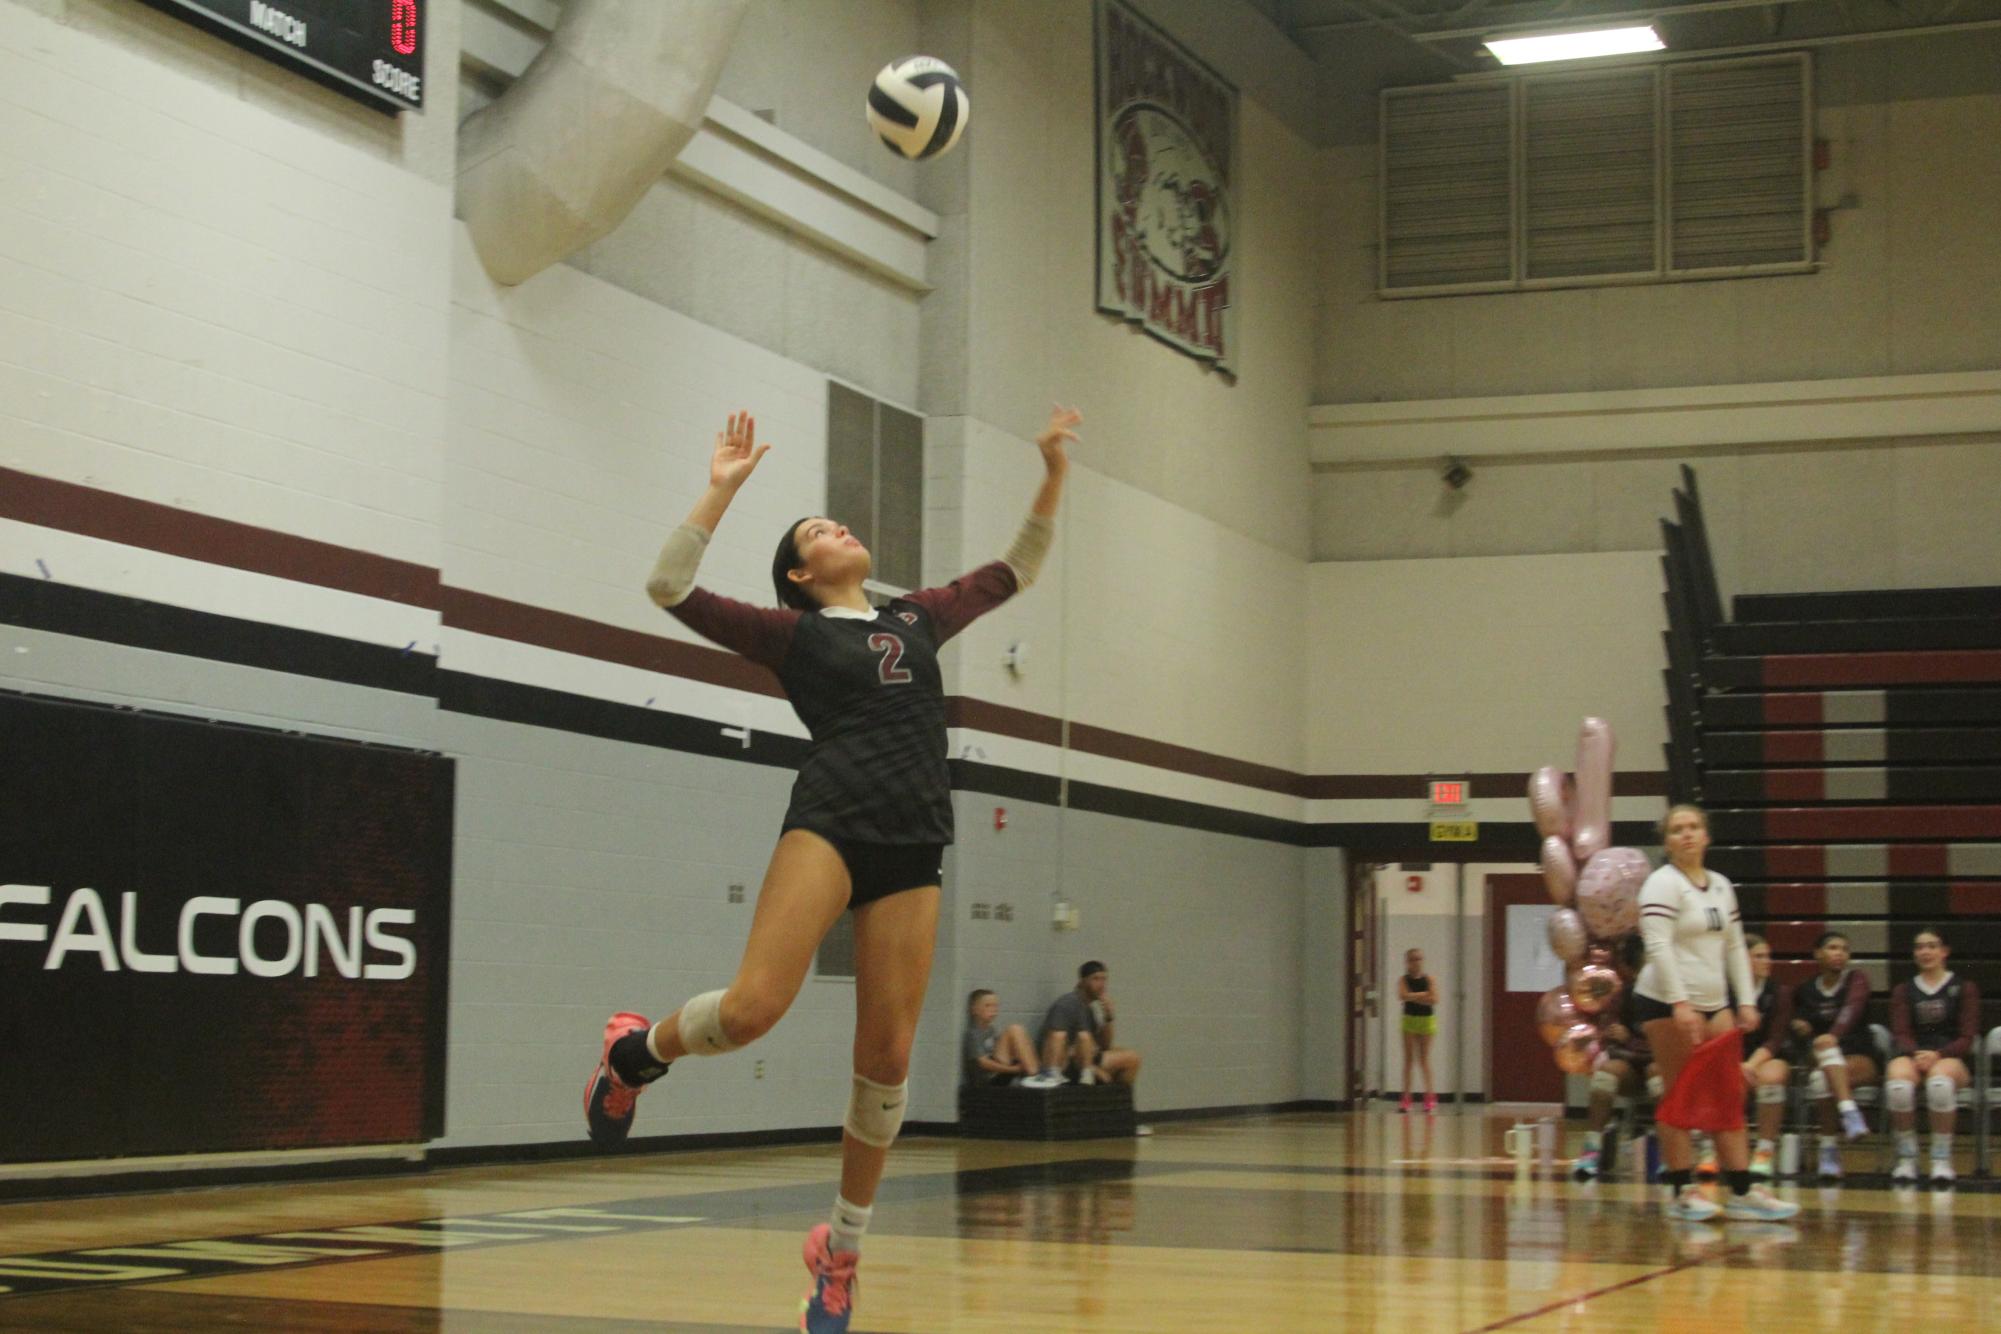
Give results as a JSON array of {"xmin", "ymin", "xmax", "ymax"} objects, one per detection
[
  {"xmin": 1885, "ymin": 1079, "xmax": 1916, "ymax": 1114},
  {"xmin": 845, "ymin": 1074, "xmax": 908, "ymax": 1149},
  {"xmin": 1757, "ymin": 1081, "xmax": 1789, "ymax": 1105},
  {"xmin": 676, "ymin": 989, "xmax": 739, "ymax": 1056},
  {"xmin": 1807, "ymin": 1070, "xmax": 1829, "ymax": 1100},
  {"xmin": 1926, "ymin": 1075, "xmax": 1958, "ymax": 1115},
  {"xmin": 1646, "ymin": 1074, "xmax": 1664, "ymax": 1101},
  {"xmin": 1589, "ymin": 1070, "xmax": 1621, "ymax": 1097},
  {"xmin": 1815, "ymin": 1044, "xmax": 1846, "ymax": 1071}
]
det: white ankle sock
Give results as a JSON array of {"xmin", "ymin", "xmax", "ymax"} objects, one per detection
[{"xmin": 829, "ymin": 1194, "xmax": 872, "ymax": 1254}]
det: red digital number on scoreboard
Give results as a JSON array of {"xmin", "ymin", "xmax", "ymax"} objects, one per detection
[{"xmin": 391, "ymin": 0, "xmax": 420, "ymax": 56}]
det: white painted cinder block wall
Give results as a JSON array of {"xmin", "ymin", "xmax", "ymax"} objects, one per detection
[{"xmin": 0, "ymin": 0, "xmax": 454, "ymax": 591}]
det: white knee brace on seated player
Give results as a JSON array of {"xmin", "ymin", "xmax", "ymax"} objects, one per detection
[
  {"xmin": 1926, "ymin": 1074, "xmax": 1959, "ymax": 1114},
  {"xmin": 1646, "ymin": 1074, "xmax": 1664, "ymax": 1101},
  {"xmin": 1807, "ymin": 1070, "xmax": 1829, "ymax": 1100},
  {"xmin": 1757, "ymin": 1081, "xmax": 1788, "ymax": 1105},
  {"xmin": 1884, "ymin": 1079, "xmax": 1916, "ymax": 1113},
  {"xmin": 676, "ymin": 989, "xmax": 739, "ymax": 1056},
  {"xmin": 1815, "ymin": 1043, "xmax": 1847, "ymax": 1070},
  {"xmin": 846, "ymin": 1073, "xmax": 908, "ymax": 1149}
]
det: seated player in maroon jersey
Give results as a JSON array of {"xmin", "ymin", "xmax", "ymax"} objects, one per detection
[
  {"xmin": 1737, "ymin": 934, "xmax": 1792, "ymax": 1178},
  {"xmin": 1885, "ymin": 927, "xmax": 1981, "ymax": 1186},
  {"xmin": 581, "ymin": 405, "xmax": 1080, "ymax": 1333},
  {"xmin": 1790, "ymin": 931, "xmax": 1877, "ymax": 1182},
  {"xmin": 1574, "ymin": 980, "xmax": 1653, "ymax": 1182}
]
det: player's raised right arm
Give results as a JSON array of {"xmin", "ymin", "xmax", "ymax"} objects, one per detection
[{"xmin": 647, "ymin": 411, "xmax": 771, "ymax": 609}]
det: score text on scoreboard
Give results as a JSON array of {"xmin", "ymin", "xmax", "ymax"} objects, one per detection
[
  {"xmin": 144, "ymin": 1, "xmax": 425, "ymax": 113},
  {"xmin": 1428, "ymin": 779, "xmax": 1469, "ymax": 807}
]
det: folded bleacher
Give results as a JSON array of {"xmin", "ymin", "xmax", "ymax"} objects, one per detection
[{"xmin": 1659, "ymin": 468, "xmax": 2001, "ymax": 1175}]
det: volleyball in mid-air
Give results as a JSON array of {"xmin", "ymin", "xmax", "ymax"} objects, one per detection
[{"xmin": 865, "ymin": 56, "xmax": 969, "ymax": 160}]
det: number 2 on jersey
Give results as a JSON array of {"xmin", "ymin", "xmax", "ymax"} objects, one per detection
[{"xmin": 869, "ymin": 633, "xmax": 913, "ymax": 685}]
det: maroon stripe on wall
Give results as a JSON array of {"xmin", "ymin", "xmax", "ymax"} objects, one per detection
[
  {"xmin": 943, "ymin": 697, "xmax": 1063, "ymax": 747},
  {"xmin": 439, "ymin": 587, "xmax": 784, "ymax": 699},
  {"xmin": 1068, "ymin": 723, "xmax": 1308, "ymax": 796},
  {"xmin": 1300, "ymin": 771, "xmax": 1669, "ymax": 801},
  {"xmin": 1, "ymin": 465, "xmax": 440, "ymax": 609},
  {"xmin": 4, "ymin": 469, "xmax": 1677, "ymax": 803},
  {"xmin": 1762, "ymin": 650, "xmax": 2001, "ymax": 688}
]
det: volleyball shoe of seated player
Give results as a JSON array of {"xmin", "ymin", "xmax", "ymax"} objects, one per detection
[
  {"xmin": 1635, "ymin": 805, "xmax": 1799, "ymax": 1223},
  {"xmin": 1885, "ymin": 927, "xmax": 1980, "ymax": 1187},
  {"xmin": 1789, "ymin": 932, "xmax": 1878, "ymax": 1182},
  {"xmin": 583, "ymin": 406, "xmax": 1078, "ymax": 1333}
]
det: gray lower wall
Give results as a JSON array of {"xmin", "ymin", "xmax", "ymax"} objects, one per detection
[{"xmin": 4, "ymin": 625, "xmax": 1338, "ymax": 1154}]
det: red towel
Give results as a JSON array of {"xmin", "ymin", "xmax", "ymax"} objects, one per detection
[{"xmin": 1655, "ymin": 1029, "xmax": 1746, "ymax": 1132}]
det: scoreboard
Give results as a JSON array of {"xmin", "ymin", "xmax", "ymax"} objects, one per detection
[{"xmin": 141, "ymin": 1, "xmax": 425, "ymax": 113}]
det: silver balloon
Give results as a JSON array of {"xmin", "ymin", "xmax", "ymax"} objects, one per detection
[
  {"xmin": 1535, "ymin": 986, "xmax": 1579, "ymax": 1046},
  {"xmin": 1528, "ymin": 766, "xmax": 1571, "ymax": 840},
  {"xmin": 1576, "ymin": 847, "xmax": 1649, "ymax": 940},
  {"xmin": 1540, "ymin": 836, "xmax": 1577, "ymax": 907},
  {"xmin": 1546, "ymin": 908, "xmax": 1588, "ymax": 965}
]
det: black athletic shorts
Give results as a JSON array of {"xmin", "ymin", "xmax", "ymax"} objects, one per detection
[
  {"xmin": 821, "ymin": 836, "xmax": 944, "ymax": 909},
  {"xmin": 1631, "ymin": 992, "xmax": 1725, "ymax": 1028}
]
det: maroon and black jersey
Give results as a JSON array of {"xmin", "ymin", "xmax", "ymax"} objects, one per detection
[
  {"xmin": 666, "ymin": 562, "xmax": 1018, "ymax": 845},
  {"xmin": 1741, "ymin": 977, "xmax": 1786, "ymax": 1054},
  {"xmin": 1892, "ymin": 973, "xmax": 1980, "ymax": 1060},
  {"xmin": 1792, "ymin": 969, "xmax": 1871, "ymax": 1055}
]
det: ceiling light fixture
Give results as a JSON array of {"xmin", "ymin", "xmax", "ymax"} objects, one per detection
[{"xmin": 1483, "ymin": 24, "xmax": 1664, "ymax": 65}]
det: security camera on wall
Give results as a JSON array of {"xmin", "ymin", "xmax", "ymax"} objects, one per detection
[{"xmin": 1441, "ymin": 457, "xmax": 1473, "ymax": 491}]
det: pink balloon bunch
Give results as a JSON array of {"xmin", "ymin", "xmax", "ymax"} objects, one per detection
[{"xmin": 1525, "ymin": 717, "xmax": 1651, "ymax": 1078}]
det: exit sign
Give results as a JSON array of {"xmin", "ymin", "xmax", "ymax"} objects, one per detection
[{"xmin": 1430, "ymin": 780, "xmax": 1469, "ymax": 806}]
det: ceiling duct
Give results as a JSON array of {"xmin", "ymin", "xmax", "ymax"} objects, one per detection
[{"xmin": 457, "ymin": 0, "xmax": 751, "ymax": 285}]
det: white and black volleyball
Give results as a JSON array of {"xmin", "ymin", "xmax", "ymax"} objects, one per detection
[{"xmin": 865, "ymin": 56, "xmax": 969, "ymax": 160}]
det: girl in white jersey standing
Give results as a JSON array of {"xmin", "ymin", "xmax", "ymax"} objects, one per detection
[{"xmin": 1633, "ymin": 805, "xmax": 1799, "ymax": 1222}]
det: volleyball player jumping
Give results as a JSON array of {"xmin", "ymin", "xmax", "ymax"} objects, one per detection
[{"xmin": 580, "ymin": 406, "xmax": 1076, "ymax": 1333}]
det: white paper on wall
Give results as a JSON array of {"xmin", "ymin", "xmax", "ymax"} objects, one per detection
[{"xmin": 1506, "ymin": 904, "xmax": 1566, "ymax": 992}]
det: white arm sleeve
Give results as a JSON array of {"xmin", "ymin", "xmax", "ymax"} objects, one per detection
[
  {"xmin": 1638, "ymin": 870, "xmax": 1687, "ymax": 1004},
  {"xmin": 645, "ymin": 523, "xmax": 710, "ymax": 608},
  {"xmin": 1002, "ymin": 513, "xmax": 1055, "ymax": 589},
  {"xmin": 1722, "ymin": 880, "xmax": 1755, "ymax": 1010}
]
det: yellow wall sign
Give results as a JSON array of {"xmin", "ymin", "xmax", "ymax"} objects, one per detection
[{"xmin": 1429, "ymin": 820, "xmax": 1478, "ymax": 842}]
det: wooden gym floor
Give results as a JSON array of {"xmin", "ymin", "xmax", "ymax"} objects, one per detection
[{"xmin": 3, "ymin": 1110, "xmax": 1998, "ymax": 1332}]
